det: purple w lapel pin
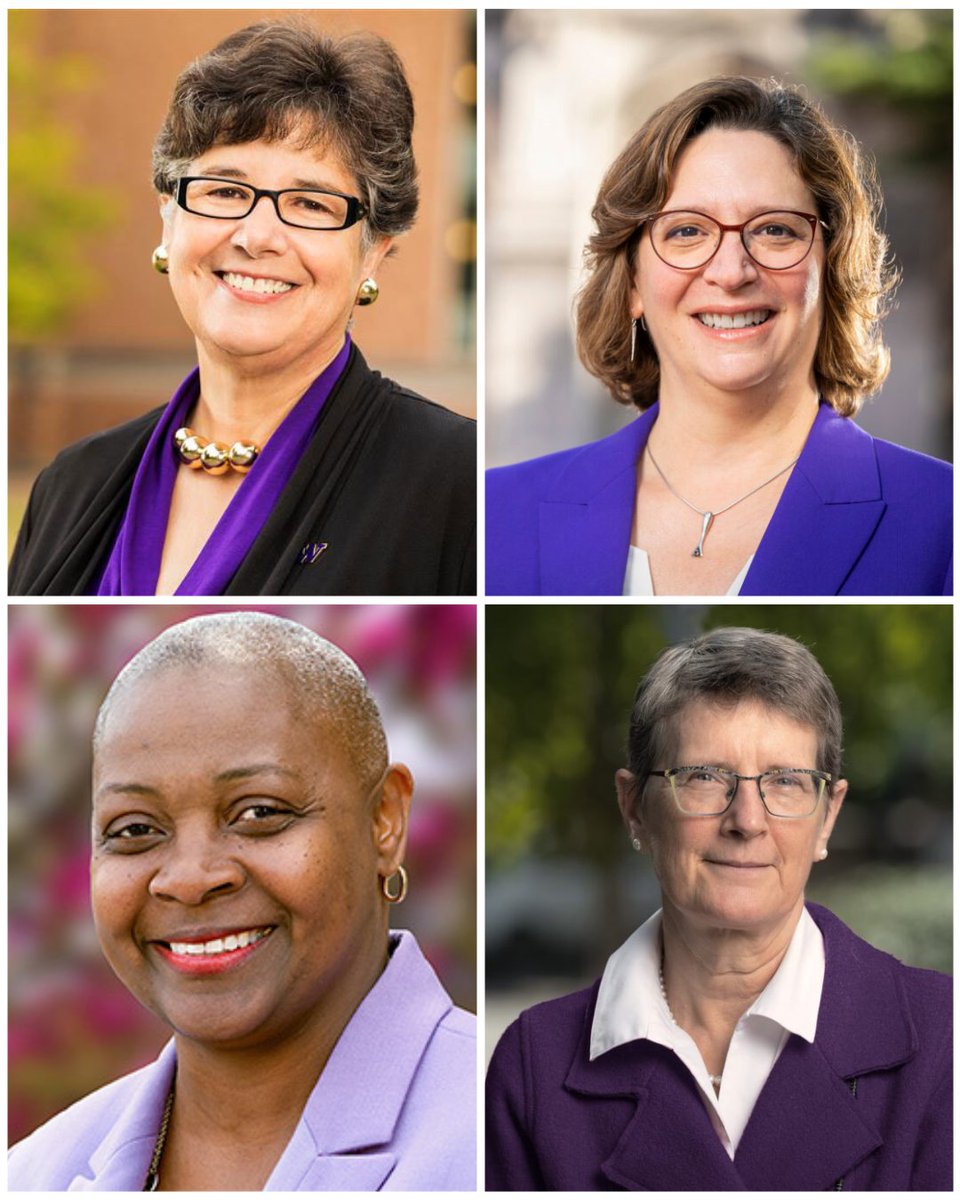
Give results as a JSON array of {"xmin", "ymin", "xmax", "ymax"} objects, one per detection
[{"xmin": 298, "ymin": 542, "xmax": 329, "ymax": 565}]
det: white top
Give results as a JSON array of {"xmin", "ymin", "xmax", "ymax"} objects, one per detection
[
  {"xmin": 622, "ymin": 547, "xmax": 753, "ymax": 596},
  {"xmin": 590, "ymin": 908, "xmax": 824, "ymax": 1157}
]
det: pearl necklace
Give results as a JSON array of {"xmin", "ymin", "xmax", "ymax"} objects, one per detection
[
  {"xmin": 174, "ymin": 427, "xmax": 260, "ymax": 475},
  {"xmin": 658, "ymin": 956, "xmax": 723, "ymax": 1091}
]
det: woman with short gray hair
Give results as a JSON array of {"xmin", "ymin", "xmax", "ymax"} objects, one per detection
[
  {"xmin": 487, "ymin": 627, "xmax": 951, "ymax": 1190},
  {"xmin": 11, "ymin": 21, "xmax": 475, "ymax": 597}
]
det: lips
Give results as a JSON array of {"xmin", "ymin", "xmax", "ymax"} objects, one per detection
[
  {"xmin": 151, "ymin": 925, "xmax": 276, "ymax": 974},
  {"xmin": 706, "ymin": 859, "xmax": 770, "ymax": 868}
]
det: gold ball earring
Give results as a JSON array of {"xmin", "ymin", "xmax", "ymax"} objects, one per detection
[
  {"xmin": 152, "ymin": 245, "xmax": 170, "ymax": 275},
  {"xmin": 356, "ymin": 277, "xmax": 379, "ymax": 306}
]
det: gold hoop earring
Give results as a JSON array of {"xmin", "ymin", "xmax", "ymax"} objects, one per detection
[
  {"xmin": 152, "ymin": 245, "xmax": 170, "ymax": 275},
  {"xmin": 382, "ymin": 864, "xmax": 408, "ymax": 904},
  {"xmin": 356, "ymin": 277, "xmax": 379, "ymax": 306}
]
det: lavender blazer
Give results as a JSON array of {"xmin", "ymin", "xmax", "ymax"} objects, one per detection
[
  {"xmin": 9, "ymin": 932, "xmax": 476, "ymax": 1191},
  {"xmin": 486, "ymin": 904, "xmax": 952, "ymax": 1191},
  {"xmin": 486, "ymin": 404, "xmax": 953, "ymax": 596}
]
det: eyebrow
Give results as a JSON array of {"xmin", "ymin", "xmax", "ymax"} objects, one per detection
[
  {"xmin": 94, "ymin": 763, "xmax": 300, "ymax": 801},
  {"xmin": 195, "ymin": 165, "xmax": 343, "ymax": 192}
]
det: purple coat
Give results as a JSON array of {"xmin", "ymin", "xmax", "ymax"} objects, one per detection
[
  {"xmin": 486, "ymin": 905, "xmax": 952, "ymax": 1190},
  {"xmin": 10, "ymin": 932, "xmax": 476, "ymax": 1191},
  {"xmin": 485, "ymin": 403, "xmax": 953, "ymax": 596}
]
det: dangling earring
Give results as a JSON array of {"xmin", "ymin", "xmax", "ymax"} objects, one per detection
[
  {"xmin": 356, "ymin": 277, "xmax": 379, "ymax": 306},
  {"xmin": 630, "ymin": 315, "xmax": 647, "ymax": 364},
  {"xmin": 152, "ymin": 245, "xmax": 170, "ymax": 275},
  {"xmin": 382, "ymin": 864, "xmax": 408, "ymax": 903}
]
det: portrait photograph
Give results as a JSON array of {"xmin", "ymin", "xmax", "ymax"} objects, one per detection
[
  {"xmin": 486, "ymin": 602, "xmax": 952, "ymax": 1189},
  {"xmin": 9, "ymin": 602, "xmax": 477, "ymax": 1189},
  {"xmin": 485, "ymin": 9, "xmax": 952, "ymax": 596},
  {"xmin": 9, "ymin": 9, "xmax": 477, "ymax": 596}
]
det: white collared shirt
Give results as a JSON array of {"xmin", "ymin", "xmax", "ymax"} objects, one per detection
[{"xmin": 590, "ymin": 908, "xmax": 824, "ymax": 1157}]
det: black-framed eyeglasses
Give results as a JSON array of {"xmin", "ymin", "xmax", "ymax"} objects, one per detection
[
  {"xmin": 649, "ymin": 766, "xmax": 831, "ymax": 818},
  {"xmin": 175, "ymin": 177, "xmax": 367, "ymax": 231},
  {"xmin": 644, "ymin": 209, "xmax": 827, "ymax": 271}
]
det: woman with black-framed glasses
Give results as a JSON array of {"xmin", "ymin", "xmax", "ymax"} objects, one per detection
[
  {"xmin": 487, "ymin": 627, "xmax": 952, "ymax": 1191},
  {"xmin": 486, "ymin": 76, "xmax": 951, "ymax": 596},
  {"xmin": 10, "ymin": 20, "xmax": 475, "ymax": 597}
]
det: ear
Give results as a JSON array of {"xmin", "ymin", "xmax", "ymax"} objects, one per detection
[
  {"xmin": 360, "ymin": 235, "xmax": 395, "ymax": 283},
  {"xmin": 615, "ymin": 768, "xmax": 644, "ymax": 844},
  {"xmin": 817, "ymin": 777, "xmax": 846, "ymax": 856},
  {"xmin": 158, "ymin": 193, "xmax": 176, "ymax": 244},
  {"xmin": 373, "ymin": 762, "xmax": 413, "ymax": 878}
]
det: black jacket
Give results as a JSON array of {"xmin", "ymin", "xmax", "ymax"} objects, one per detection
[{"xmin": 9, "ymin": 346, "xmax": 476, "ymax": 596}]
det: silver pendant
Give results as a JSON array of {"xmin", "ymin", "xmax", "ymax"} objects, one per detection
[{"xmin": 692, "ymin": 512, "xmax": 714, "ymax": 557}]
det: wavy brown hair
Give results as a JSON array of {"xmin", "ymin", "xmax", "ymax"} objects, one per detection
[{"xmin": 575, "ymin": 77, "xmax": 897, "ymax": 415}]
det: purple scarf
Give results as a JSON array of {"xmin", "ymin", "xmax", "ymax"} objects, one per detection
[{"xmin": 97, "ymin": 338, "xmax": 351, "ymax": 595}]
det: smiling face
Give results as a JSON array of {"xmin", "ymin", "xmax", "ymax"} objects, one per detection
[
  {"xmin": 618, "ymin": 698, "xmax": 844, "ymax": 938},
  {"xmin": 630, "ymin": 128, "xmax": 825, "ymax": 405},
  {"xmin": 91, "ymin": 664, "xmax": 409, "ymax": 1049},
  {"xmin": 160, "ymin": 130, "xmax": 392, "ymax": 378}
]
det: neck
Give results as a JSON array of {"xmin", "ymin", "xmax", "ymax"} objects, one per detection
[
  {"xmin": 168, "ymin": 928, "xmax": 389, "ymax": 1155},
  {"xmin": 652, "ymin": 373, "xmax": 820, "ymax": 462},
  {"xmin": 659, "ymin": 898, "xmax": 804, "ymax": 1031},
  {"xmin": 191, "ymin": 335, "xmax": 346, "ymax": 447}
]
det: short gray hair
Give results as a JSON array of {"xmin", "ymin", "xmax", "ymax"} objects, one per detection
[
  {"xmin": 152, "ymin": 20, "xmax": 418, "ymax": 243},
  {"xmin": 627, "ymin": 627, "xmax": 843, "ymax": 792},
  {"xmin": 94, "ymin": 612, "xmax": 388, "ymax": 789}
]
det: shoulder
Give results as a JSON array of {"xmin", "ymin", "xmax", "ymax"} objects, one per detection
[
  {"xmin": 347, "ymin": 350, "xmax": 475, "ymax": 452},
  {"xmin": 38, "ymin": 409, "xmax": 162, "ymax": 481},
  {"xmin": 871, "ymin": 432, "xmax": 952, "ymax": 496},
  {"xmin": 811, "ymin": 902, "xmax": 952, "ymax": 1041},
  {"xmin": 489, "ymin": 985, "xmax": 596, "ymax": 1082},
  {"xmin": 7, "ymin": 1061, "xmax": 154, "ymax": 1189}
]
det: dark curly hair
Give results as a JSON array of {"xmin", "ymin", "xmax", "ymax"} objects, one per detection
[
  {"xmin": 576, "ymin": 76, "xmax": 897, "ymax": 416},
  {"xmin": 152, "ymin": 19, "xmax": 418, "ymax": 242}
]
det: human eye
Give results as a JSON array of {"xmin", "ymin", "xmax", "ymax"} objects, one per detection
[
  {"xmin": 662, "ymin": 217, "xmax": 710, "ymax": 242},
  {"xmin": 765, "ymin": 770, "xmax": 808, "ymax": 790},
  {"xmin": 231, "ymin": 801, "xmax": 296, "ymax": 832},
  {"xmin": 677, "ymin": 767, "xmax": 725, "ymax": 787},
  {"xmin": 101, "ymin": 818, "xmax": 164, "ymax": 850},
  {"xmin": 751, "ymin": 214, "xmax": 804, "ymax": 241}
]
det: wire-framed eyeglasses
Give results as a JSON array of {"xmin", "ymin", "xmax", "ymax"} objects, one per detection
[
  {"xmin": 644, "ymin": 209, "xmax": 827, "ymax": 271},
  {"xmin": 175, "ymin": 177, "xmax": 367, "ymax": 231},
  {"xmin": 649, "ymin": 766, "xmax": 831, "ymax": 818}
]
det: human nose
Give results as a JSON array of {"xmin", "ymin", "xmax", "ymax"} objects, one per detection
[
  {"xmin": 700, "ymin": 228, "xmax": 759, "ymax": 289},
  {"xmin": 721, "ymin": 775, "xmax": 769, "ymax": 836},
  {"xmin": 230, "ymin": 194, "xmax": 288, "ymax": 255},
  {"xmin": 147, "ymin": 831, "xmax": 245, "ymax": 905}
]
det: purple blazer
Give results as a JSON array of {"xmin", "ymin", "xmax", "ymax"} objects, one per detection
[
  {"xmin": 486, "ymin": 404, "xmax": 953, "ymax": 596},
  {"xmin": 486, "ymin": 905, "xmax": 952, "ymax": 1191},
  {"xmin": 9, "ymin": 932, "xmax": 476, "ymax": 1191}
]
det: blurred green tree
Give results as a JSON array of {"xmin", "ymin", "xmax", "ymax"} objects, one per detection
[
  {"xmin": 9, "ymin": 12, "xmax": 116, "ymax": 340},
  {"xmin": 809, "ymin": 11, "xmax": 951, "ymax": 163}
]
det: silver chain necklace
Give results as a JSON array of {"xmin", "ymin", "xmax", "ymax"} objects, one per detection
[
  {"xmin": 143, "ymin": 1085, "xmax": 175, "ymax": 1191},
  {"xmin": 646, "ymin": 443, "xmax": 799, "ymax": 558},
  {"xmin": 659, "ymin": 955, "xmax": 723, "ymax": 1091}
]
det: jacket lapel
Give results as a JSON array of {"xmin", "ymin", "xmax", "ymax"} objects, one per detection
[
  {"xmin": 566, "ymin": 1034, "xmax": 746, "ymax": 1190},
  {"xmin": 539, "ymin": 408, "xmax": 656, "ymax": 595},
  {"xmin": 743, "ymin": 405, "xmax": 886, "ymax": 595},
  {"xmin": 267, "ymin": 932, "xmax": 453, "ymax": 1190},
  {"xmin": 733, "ymin": 1036, "xmax": 882, "ymax": 1189}
]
